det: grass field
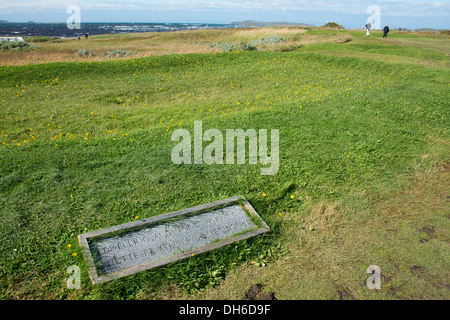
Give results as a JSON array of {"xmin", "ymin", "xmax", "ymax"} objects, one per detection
[{"xmin": 0, "ymin": 27, "xmax": 449, "ymax": 300}]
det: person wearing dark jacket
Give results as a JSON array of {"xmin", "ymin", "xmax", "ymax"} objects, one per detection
[{"xmin": 383, "ymin": 25, "xmax": 389, "ymax": 38}]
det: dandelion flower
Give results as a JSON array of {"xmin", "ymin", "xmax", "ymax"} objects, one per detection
[
  {"xmin": 262, "ymin": 193, "xmax": 267, "ymax": 197},
  {"xmin": 290, "ymin": 195, "xmax": 294, "ymax": 199},
  {"xmin": 72, "ymin": 253, "xmax": 77, "ymax": 257},
  {"xmin": 67, "ymin": 244, "xmax": 71, "ymax": 248}
]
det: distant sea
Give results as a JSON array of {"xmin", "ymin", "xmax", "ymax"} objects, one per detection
[{"xmin": 0, "ymin": 22, "xmax": 239, "ymax": 38}]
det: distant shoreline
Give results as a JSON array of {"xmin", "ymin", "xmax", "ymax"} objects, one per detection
[{"xmin": 0, "ymin": 22, "xmax": 241, "ymax": 38}]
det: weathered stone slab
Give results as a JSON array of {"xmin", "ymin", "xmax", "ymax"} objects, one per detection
[{"xmin": 78, "ymin": 195, "xmax": 269, "ymax": 284}]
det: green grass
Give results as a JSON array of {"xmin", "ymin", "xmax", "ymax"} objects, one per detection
[
  {"xmin": 299, "ymin": 29, "xmax": 450, "ymax": 69},
  {"xmin": 0, "ymin": 29, "xmax": 449, "ymax": 299}
]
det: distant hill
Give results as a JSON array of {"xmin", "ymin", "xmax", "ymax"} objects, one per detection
[
  {"xmin": 414, "ymin": 28, "xmax": 447, "ymax": 33},
  {"xmin": 0, "ymin": 20, "xmax": 9, "ymax": 24},
  {"xmin": 321, "ymin": 22, "xmax": 345, "ymax": 29},
  {"xmin": 231, "ymin": 20, "xmax": 314, "ymax": 27}
]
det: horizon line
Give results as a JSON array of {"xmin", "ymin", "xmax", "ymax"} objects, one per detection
[{"xmin": 0, "ymin": 21, "xmax": 447, "ymax": 30}]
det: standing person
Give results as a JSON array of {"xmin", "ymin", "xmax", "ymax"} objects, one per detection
[
  {"xmin": 365, "ymin": 23, "xmax": 371, "ymax": 36},
  {"xmin": 85, "ymin": 33, "xmax": 89, "ymax": 39},
  {"xmin": 77, "ymin": 33, "xmax": 80, "ymax": 40},
  {"xmin": 383, "ymin": 25, "xmax": 390, "ymax": 38}
]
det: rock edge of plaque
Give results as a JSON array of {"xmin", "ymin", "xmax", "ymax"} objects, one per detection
[{"xmin": 78, "ymin": 195, "xmax": 270, "ymax": 284}]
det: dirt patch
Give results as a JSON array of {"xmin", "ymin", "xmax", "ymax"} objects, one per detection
[
  {"xmin": 388, "ymin": 286, "xmax": 399, "ymax": 297},
  {"xmin": 245, "ymin": 284, "xmax": 261, "ymax": 300},
  {"xmin": 420, "ymin": 225, "xmax": 436, "ymax": 236},
  {"xmin": 258, "ymin": 292, "xmax": 277, "ymax": 300},
  {"xmin": 432, "ymin": 281, "xmax": 450, "ymax": 290},
  {"xmin": 245, "ymin": 284, "xmax": 277, "ymax": 300},
  {"xmin": 338, "ymin": 288, "xmax": 356, "ymax": 300},
  {"xmin": 381, "ymin": 274, "xmax": 393, "ymax": 283},
  {"xmin": 410, "ymin": 265, "xmax": 425, "ymax": 277},
  {"xmin": 419, "ymin": 225, "xmax": 437, "ymax": 242}
]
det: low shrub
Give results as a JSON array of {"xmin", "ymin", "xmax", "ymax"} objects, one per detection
[
  {"xmin": 209, "ymin": 42, "xmax": 237, "ymax": 52},
  {"xmin": 102, "ymin": 49, "xmax": 138, "ymax": 58},
  {"xmin": 247, "ymin": 36, "xmax": 284, "ymax": 46},
  {"xmin": 77, "ymin": 49, "xmax": 90, "ymax": 57},
  {"xmin": 210, "ymin": 36, "xmax": 285, "ymax": 52},
  {"xmin": 0, "ymin": 41, "xmax": 29, "ymax": 51}
]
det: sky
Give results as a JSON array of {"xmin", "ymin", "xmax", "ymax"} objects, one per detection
[{"xmin": 0, "ymin": 0, "xmax": 449, "ymax": 29}]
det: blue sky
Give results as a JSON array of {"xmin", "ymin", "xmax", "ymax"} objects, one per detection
[{"xmin": 0, "ymin": 0, "xmax": 449, "ymax": 29}]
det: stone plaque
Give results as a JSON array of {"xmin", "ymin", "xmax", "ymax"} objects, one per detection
[{"xmin": 78, "ymin": 195, "xmax": 269, "ymax": 284}]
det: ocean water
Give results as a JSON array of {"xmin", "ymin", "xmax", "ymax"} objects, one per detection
[{"xmin": 0, "ymin": 22, "xmax": 239, "ymax": 38}]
